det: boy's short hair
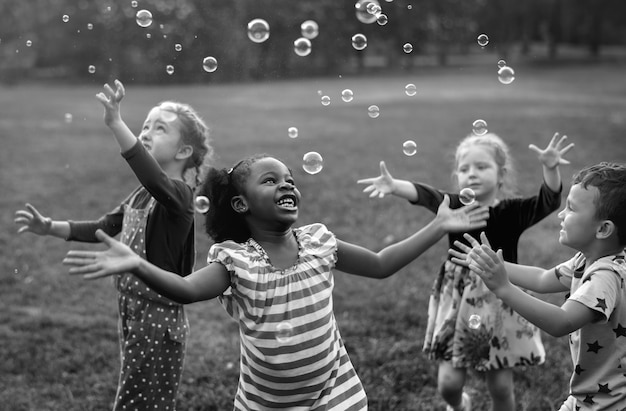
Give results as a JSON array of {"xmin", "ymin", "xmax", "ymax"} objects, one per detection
[{"xmin": 573, "ymin": 162, "xmax": 626, "ymax": 245}]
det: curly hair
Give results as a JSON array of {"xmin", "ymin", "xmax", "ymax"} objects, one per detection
[
  {"xmin": 200, "ymin": 154, "xmax": 273, "ymax": 243},
  {"xmin": 158, "ymin": 101, "xmax": 213, "ymax": 188},
  {"xmin": 572, "ymin": 162, "xmax": 626, "ymax": 245}
]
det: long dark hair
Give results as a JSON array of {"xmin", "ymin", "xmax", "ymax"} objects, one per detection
[{"xmin": 200, "ymin": 154, "xmax": 272, "ymax": 243}]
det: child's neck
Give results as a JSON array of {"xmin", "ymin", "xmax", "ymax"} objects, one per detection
[
  {"xmin": 251, "ymin": 227, "xmax": 298, "ymax": 269},
  {"xmin": 582, "ymin": 242, "xmax": 624, "ymax": 266},
  {"xmin": 160, "ymin": 161, "xmax": 186, "ymax": 182},
  {"xmin": 477, "ymin": 191, "xmax": 499, "ymax": 207}
]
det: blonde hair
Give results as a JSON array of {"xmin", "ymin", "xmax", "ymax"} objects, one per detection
[
  {"xmin": 158, "ymin": 101, "xmax": 213, "ymax": 188},
  {"xmin": 453, "ymin": 133, "xmax": 517, "ymax": 198}
]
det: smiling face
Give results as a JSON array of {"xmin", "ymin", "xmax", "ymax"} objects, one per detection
[
  {"xmin": 235, "ymin": 157, "xmax": 301, "ymax": 230},
  {"xmin": 557, "ymin": 183, "xmax": 601, "ymax": 252},
  {"xmin": 138, "ymin": 106, "xmax": 184, "ymax": 166},
  {"xmin": 455, "ymin": 145, "xmax": 502, "ymax": 204}
]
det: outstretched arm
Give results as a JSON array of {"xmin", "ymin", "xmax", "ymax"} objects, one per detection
[
  {"xmin": 95, "ymin": 79, "xmax": 138, "ymax": 152},
  {"xmin": 63, "ymin": 230, "xmax": 230, "ymax": 304},
  {"xmin": 450, "ymin": 233, "xmax": 567, "ymax": 293},
  {"xmin": 528, "ymin": 132, "xmax": 574, "ymax": 192},
  {"xmin": 462, "ymin": 233, "xmax": 595, "ymax": 337},
  {"xmin": 14, "ymin": 203, "xmax": 71, "ymax": 239},
  {"xmin": 357, "ymin": 161, "xmax": 419, "ymax": 201},
  {"xmin": 336, "ymin": 195, "xmax": 489, "ymax": 278}
]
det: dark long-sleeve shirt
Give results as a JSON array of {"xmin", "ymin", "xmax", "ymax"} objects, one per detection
[
  {"xmin": 67, "ymin": 141, "xmax": 195, "ymax": 276},
  {"xmin": 411, "ymin": 182, "xmax": 561, "ymax": 263}
]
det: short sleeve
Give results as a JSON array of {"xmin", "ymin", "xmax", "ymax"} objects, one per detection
[
  {"xmin": 298, "ymin": 223, "xmax": 338, "ymax": 267},
  {"xmin": 569, "ymin": 270, "xmax": 622, "ymax": 322},
  {"xmin": 554, "ymin": 252, "xmax": 585, "ymax": 288},
  {"xmin": 207, "ymin": 241, "xmax": 246, "ymax": 318}
]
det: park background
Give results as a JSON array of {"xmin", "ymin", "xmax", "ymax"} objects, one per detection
[{"xmin": 1, "ymin": 0, "xmax": 626, "ymax": 410}]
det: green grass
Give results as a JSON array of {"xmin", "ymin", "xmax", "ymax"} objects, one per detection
[{"xmin": 2, "ymin": 61, "xmax": 626, "ymax": 410}]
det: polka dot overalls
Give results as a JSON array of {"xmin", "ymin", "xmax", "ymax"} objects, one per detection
[{"xmin": 113, "ymin": 194, "xmax": 188, "ymax": 411}]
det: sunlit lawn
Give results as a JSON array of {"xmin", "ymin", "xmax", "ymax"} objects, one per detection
[{"xmin": 1, "ymin": 60, "xmax": 626, "ymax": 410}]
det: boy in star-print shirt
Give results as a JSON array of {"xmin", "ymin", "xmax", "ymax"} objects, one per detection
[{"xmin": 452, "ymin": 162, "xmax": 626, "ymax": 411}]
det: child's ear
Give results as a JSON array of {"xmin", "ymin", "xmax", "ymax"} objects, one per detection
[
  {"xmin": 175, "ymin": 144, "xmax": 193, "ymax": 160},
  {"xmin": 596, "ymin": 220, "xmax": 616, "ymax": 240},
  {"xmin": 231, "ymin": 196, "xmax": 248, "ymax": 214}
]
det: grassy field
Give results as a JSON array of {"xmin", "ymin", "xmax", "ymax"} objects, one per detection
[{"xmin": 1, "ymin": 61, "xmax": 626, "ymax": 410}]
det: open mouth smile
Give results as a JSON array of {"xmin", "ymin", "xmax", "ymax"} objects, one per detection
[{"xmin": 276, "ymin": 195, "xmax": 297, "ymax": 210}]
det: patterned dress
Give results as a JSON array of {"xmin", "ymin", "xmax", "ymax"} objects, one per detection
[
  {"xmin": 554, "ymin": 251, "xmax": 626, "ymax": 411},
  {"xmin": 208, "ymin": 223, "xmax": 368, "ymax": 410},
  {"xmin": 412, "ymin": 182, "xmax": 561, "ymax": 371}
]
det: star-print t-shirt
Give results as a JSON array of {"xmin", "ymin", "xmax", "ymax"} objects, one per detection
[{"xmin": 554, "ymin": 250, "xmax": 626, "ymax": 410}]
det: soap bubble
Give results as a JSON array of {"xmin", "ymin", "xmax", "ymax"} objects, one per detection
[
  {"xmin": 405, "ymin": 83, "xmax": 416, "ymax": 96},
  {"xmin": 403, "ymin": 43, "xmax": 413, "ymax": 53},
  {"xmin": 472, "ymin": 119, "xmax": 488, "ymax": 136},
  {"xmin": 376, "ymin": 14, "xmax": 388, "ymax": 25},
  {"xmin": 202, "ymin": 56, "xmax": 218, "ymax": 73},
  {"xmin": 288, "ymin": 127, "xmax": 298, "ymax": 139},
  {"xmin": 87, "ymin": 23, "xmax": 93, "ymax": 30},
  {"xmin": 275, "ymin": 321, "xmax": 294, "ymax": 343},
  {"xmin": 174, "ymin": 43, "xmax": 182, "ymax": 52},
  {"xmin": 62, "ymin": 15, "xmax": 70, "ymax": 23},
  {"xmin": 88, "ymin": 65, "xmax": 96, "ymax": 74},
  {"xmin": 497, "ymin": 59, "xmax": 507, "ymax": 68},
  {"xmin": 477, "ymin": 33, "xmax": 489, "ymax": 47},
  {"xmin": 194, "ymin": 196, "xmax": 210, "ymax": 213},
  {"xmin": 341, "ymin": 89, "xmax": 354, "ymax": 103},
  {"xmin": 247, "ymin": 18, "xmax": 270, "ymax": 43},
  {"xmin": 131, "ymin": 1, "xmax": 138, "ymax": 7},
  {"xmin": 301, "ymin": 20, "xmax": 319, "ymax": 40},
  {"xmin": 303, "ymin": 152, "xmax": 323, "ymax": 175},
  {"xmin": 321, "ymin": 95, "xmax": 331, "ymax": 106},
  {"xmin": 459, "ymin": 188, "xmax": 476, "ymax": 206},
  {"xmin": 367, "ymin": 105, "xmax": 380, "ymax": 118},
  {"xmin": 468, "ymin": 314, "xmax": 482, "ymax": 329},
  {"xmin": 294, "ymin": 37, "xmax": 312, "ymax": 57},
  {"xmin": 497, "ymin": 65, "xmax": 515, "ymax": 85},
  {"xmin": 351, "ymin": 33, "xmax": 367, "ymax": 51},
  {"xmin": 165, "ymin": 65, "xmax": 174, "ymax": 75},
  {"xmin": 355, "ymin": 0, "xmax": 379, "ymax": 24},
  {"xmin": 64, "ymin": 113, "xmax": 73, "ymax": 123},
  {"xmin": 26, "ymin": 40, "xmax": 32, "ymax": 47},
  {"xmin": 402, "ymin": 140, "xmax": 417, "ymax": 156},
  {"xmin": 136, "ymin": 9, "xmax": 153, "ymax": 28}
]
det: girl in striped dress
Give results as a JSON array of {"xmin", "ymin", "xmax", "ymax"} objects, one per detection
[{"xmin": 64, "ymin": 154, "xmax": 489, "ymax": 410}]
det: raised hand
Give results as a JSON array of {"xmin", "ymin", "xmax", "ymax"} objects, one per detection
[
  {"xmin": 436, "ymin": 195, "xmax": 489, "ymax": 233},
  {"xmin": 14, "ymin": 203, "xmax": 52, "ymax": 235},
  {"xmin": 95, "ymin": 79, "xmax": 126, "ymax": 127},
  {"xmin": 63, "ymin": 229, "xmax": 140, "ymax": 280},
  {"xmin": 356, "ymin": 161, "xmax": 395, "ymax": 198},
  {"xmin": 528, "ymin": 132, "xmax": 575, "ymax": 169}
]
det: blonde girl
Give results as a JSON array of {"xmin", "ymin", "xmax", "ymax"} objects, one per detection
[
  {"xmin": 14, "ymin": 79, "xmax": 212, "ymax": 410},
  {"xmin": 357, "ymin": 132, "xmax": 573, "ymax": 411}
]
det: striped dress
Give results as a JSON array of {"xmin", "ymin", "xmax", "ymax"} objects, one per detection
[{"xmin": 208, "ymin": 223, "xmax": 368, "ymax": 410}]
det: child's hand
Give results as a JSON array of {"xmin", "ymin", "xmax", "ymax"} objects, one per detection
[
  {"xmin": 528, "ymin": 132, "xmax": 574, "ymax": 169},
  {"xmin": 357, "ymin": 161, "xmax": 396, "ymax": 198},
  {"xmin": 460, "ymin": 232, "xmax": 510, "ymax": 293},
  {"xmin": 95, "ymin": 79, "xmax": 125, "ymax": 127},
  {"xmin": 436, "ymin": 195, "xmax": 489, "ymax": 233},
  {"xmin": 63, "ymin": 229, "xmax": 140, "ymax": 280},
  {"xmin": 14, "ymin": 203, "xmax": 52, "ymax": 235}
]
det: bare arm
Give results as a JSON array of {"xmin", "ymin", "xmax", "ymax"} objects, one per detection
[
  {"xmin": 63, "ymin": 229, "xmax": 230, "ymax": 304},
  {"xmin": 357, "ymin": 161, "xmax": 419, "ymax": 202},
  {"xmin": 336, "ymin": 196, "xmax": 488, "ymax": 278},
  {"xmin": 95, "ymin": 79, "xmax": 139, "ymax": 152}
]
